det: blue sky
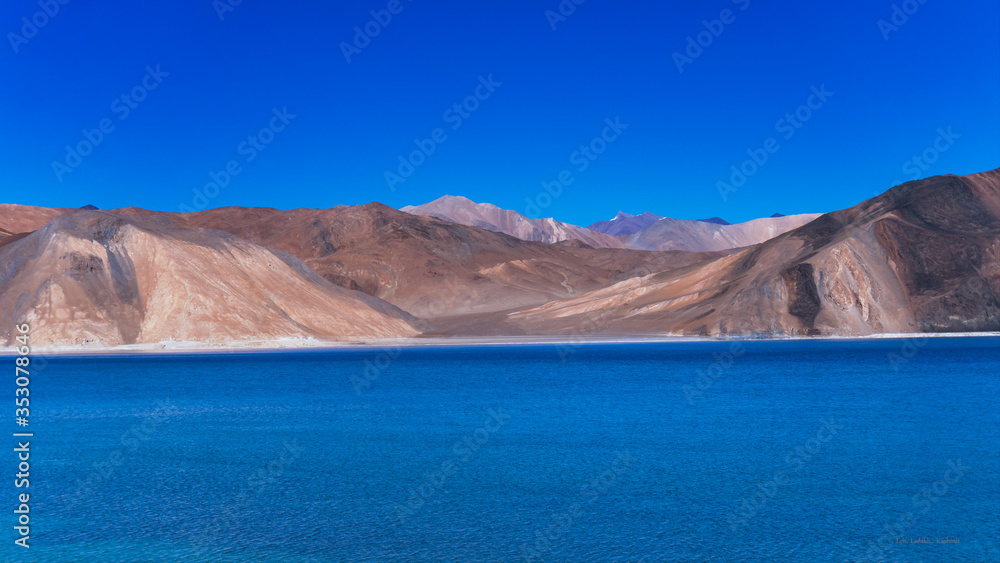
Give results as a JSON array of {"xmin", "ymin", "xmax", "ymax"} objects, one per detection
[{"xmin": 1, "ymin": 0, "xmax": 997, "ymax": 225}]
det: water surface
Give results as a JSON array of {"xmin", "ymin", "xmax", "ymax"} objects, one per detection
[{"xmin": 5, "ymin": 338, "xmax": 998, "ymax": 562}]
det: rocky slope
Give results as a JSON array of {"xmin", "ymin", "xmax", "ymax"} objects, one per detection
[
  {"xmin": 506, "ymin": 170, "xmax": 1000, "ymax": 336},
  {"xmin": 0, "ymin": 211, "xmax": 422, "ymax": 346},
  {"xmin": 2, "ymin": 169, "xmax": 996, "ymax": 346},
  {"xmin": 173, "ymin": 204, "xmax": 719, "ymax": 319}
]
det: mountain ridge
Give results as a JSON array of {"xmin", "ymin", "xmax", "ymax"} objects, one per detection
[
  {"xmin": 402, "ymin": 196, "xmax": 820, "ymax": 252},
  {"xmin": 2, "ymin": 168, "xmax": 997, "ymax": 347},
  {"xmin": 0, "ymin": 211, "xmax": 424, "ymax": 347},
  {"xmin": 402, "ymin": 195, "xmax": 625, "ymax": 248},
  {"xmin": 504, "ymin": 170, "xmax": 1000, "ymax": 337}
]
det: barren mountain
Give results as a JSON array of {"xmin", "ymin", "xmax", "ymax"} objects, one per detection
[
  {"xmin": 401, "ymin": 195, "xmax": 625, "ymax": 248},
  {"xmin": 506, "ymin": 170, "xmax": 1000, "ymax": 337},
  {"xmin": 3, "ymin": 169, "xmax": 996, "ymax": 346},
  {"xmin": 587, "ymin": 211, "xmax": 664, "ymax": 236},
  {"xmin": 403, "ymin": 196, "xmax": 819, "ymax": 252},
  {"xmin": 0, "ymin": 204, "xmax": 75, "ymax": 246},
  {"xmin": 624, "ymin": 213, "xmax": 822, "ymax": 252},
  {"xmin": 173, "ymin": 204, "xmax": 719, "ymax": 319},
  {"xmin": 697, "ymin": 217, "xmax": 731, "ymax": 225},
  {"xmin": 0, "ymin": 211, "xmax": 422, "ymax": 347}
]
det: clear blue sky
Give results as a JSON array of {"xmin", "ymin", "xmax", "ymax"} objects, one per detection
[{"xmin": 2, "ymin": 0, "xmax": 998, "ymax": 224}]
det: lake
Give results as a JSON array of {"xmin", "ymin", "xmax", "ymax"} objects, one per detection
[{"xmin": 5, "ymin": 337, "xmax": 998, "ymax": 562}]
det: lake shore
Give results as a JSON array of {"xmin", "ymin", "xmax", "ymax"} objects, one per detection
[{"xmin": 7, "ymin": 331, "xmax": 999, "ymax": 357}]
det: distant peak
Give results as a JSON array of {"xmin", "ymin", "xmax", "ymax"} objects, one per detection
[
  {"xmin": 697, "ymin": 217, "xmax": 731, "ymax": 225},
  {"xmin": 610, "ymin": 211, "xmax": 661, "ymax": 221},
  {"xmin": 403, "ymin": 195, "xmax": 477, "ymax": 211},
  {"xmin": 435, "ymin": 195, "xmax": 472, "ymax": 203},
  {"xmin": 424, "ymin": 195, "xmax": 502, "ymax": 210}
]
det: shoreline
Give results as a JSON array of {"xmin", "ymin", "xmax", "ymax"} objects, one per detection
[{"xmin": 5, "ymin": 331, "xmax": 998, "ymax": 357}]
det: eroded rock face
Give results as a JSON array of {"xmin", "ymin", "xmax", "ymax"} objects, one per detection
[
  {"xmin": 782, "ymin": 263, "xmax": 822, "ymax": 333},
  {"xmin": 0, "ymin": 211, "xmax": 422, "ymax": 347},
  {"xmin": 810, "ymin": 237, "xmax": 912, "ymax": 335},
  {"xmin": 503, "ymin": 169, "xmax": 1000, "ymax": 337}
]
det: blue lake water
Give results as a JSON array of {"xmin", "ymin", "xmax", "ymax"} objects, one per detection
[{"xmin": 3, "ymin": 338, "xmax": 999, "ymax": 562}]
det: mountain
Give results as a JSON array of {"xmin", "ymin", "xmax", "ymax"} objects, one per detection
[
  {"xmin": 626, "ymin": 213, "xmax": 822, "ymax": 252},
  {"xmin": 173, "ymin": 203, "xmax": 718, "ymax": 319},
  {"xmin": 697, "ymin": 217, "xmax": 731, "ymax": 225},
  {"xmin": 403, "ymin": 197, "xmax": 819, "ymax": 252},
  {"xmin": 0, "ymin": 211, "xmax": 422, "ymax": 347},
  {"xmin": 0, "ymin": 203, "xmax": 75, "ymax": 245},
  {"xmin": 401, "ymin": 195, "xmax": 624, "ymax": 248},
  {"xmin": 506, "ymin": 170, "xmax": 1000, "ymax": 337},
  {"xmin": 587, "ymin": 211, "xmax": 664, "ymax": 236},
  {"xmin": 2, "ymin": 169, "xmax": 996, "ymax": 347}
]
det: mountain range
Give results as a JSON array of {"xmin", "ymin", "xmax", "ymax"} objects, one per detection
[
  {"xmin": 2, "ymin": 169, "xmax": 997, "ymax": 348},
  {"xmin": 402, "ymin": 195, "xmax": 821, "ymax": 252}
]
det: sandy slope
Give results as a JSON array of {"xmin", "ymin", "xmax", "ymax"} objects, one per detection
[
  {"xmin": 0, "ymin": 211, "xmax": 422, "ymax": 346},
  {"xmin": 173, "ymin": 203, "xmax": 720, "ymax": 318}
]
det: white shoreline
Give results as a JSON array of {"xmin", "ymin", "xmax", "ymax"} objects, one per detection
[{"xmin": 4, "ymin": 332, "xmax": 998, "ymax": 357}]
